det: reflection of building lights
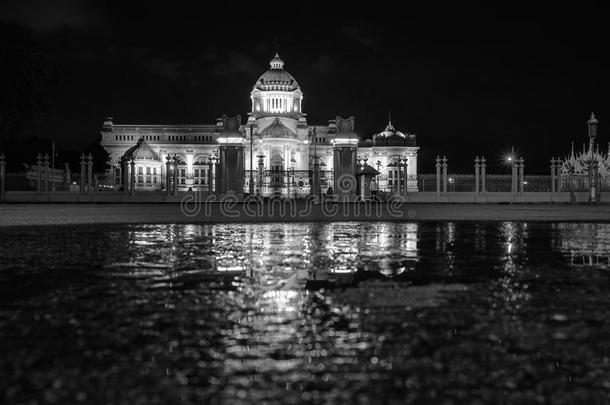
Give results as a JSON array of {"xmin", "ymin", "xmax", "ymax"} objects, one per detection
[
  {"xmin": 331, "ymin": 268, "xmax": 355, "ymax": 274},
  {"xmin": 261, "ymin": 290, "xmax": 299, "ymax": 312},
  {"xmin": 507, "ymin": 242, "xmax": 513, "ymax": 254},
  {"xmin": 217, "ymin": 265, "xmax": 244, "ymax": 272}
]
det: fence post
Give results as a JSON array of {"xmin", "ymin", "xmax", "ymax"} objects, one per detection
[
  {"xmin": 130, "ymin": 158, "xmax": 136, "ymax": 196},
  {"xmin": 172, "ymin": 157, "xmax": 178, "ymax": 196},
  {"xmin": 395, "ymin": 162, "xmax": 402, "ymax": 196},
  {"xmin": 510, "ymin": 157, "xmax": 517, "ymax": 194},
  {"xmin": 402, "ymin": 158, "xmax": 409, "ymax": 195},
  {"xmin": 43, "ymin": 154, "xmax": 50, "ymax": 194},
  {"xmin": 474, "ymin": 156, "xmax": 480, "ymax": 194},
  {"xmin": 518, "ymin": 157, "xmax": 524, "ymax": 194},
  {"xmin": 556, "ymin": 159, "xmax": 562, "ymax": 192},
  {"xmin": 257, "ymin": 153, "xmax": 264, "ymax": 196},
  {"xmin": 86, "ymin": 154, "xmax": 93, "ymax": 194},
  {"xmin": 550, "ymin": 158, "xmax": 556, "ymax": 193},
  {"xmin": 481, "ymin": 156, "xmax": 486, "ymax": 194},
  {"xmin": 442, "ymin": 156, "xmax": 448, "ymax": 195},
  {"xmin": 122, "ymin": 158, "xmax": 129, "ymax": 195},
  {"xmin": 36, "ymin": 154, "xmax": 42, "ymax": 193},
  {"xmin": 166, "ymin": 156, "xmax": 172, "ymax": 195},
  {"xmin": 80, "ymin": 154, "xmax": 86, "ymax": 193},
  {"xmin": 0, "ymin": 153, "xmax": 5, "ymax": 201},
  {"xmin": 435, "ymin": 156, "xmax": 441, "ymax": 198},
  {"xmin": 64, "ymin": 163, "xmax": 71, "ymax": 190}
]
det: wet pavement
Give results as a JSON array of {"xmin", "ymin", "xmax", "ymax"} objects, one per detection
[{"xmin": 0, "ymin": 222, "xmax": 609, "ymax": 404}]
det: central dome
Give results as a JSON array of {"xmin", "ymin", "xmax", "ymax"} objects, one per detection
[{"xmin": 254, "ymin": 53, "xmax": 299, "ymax": 91}]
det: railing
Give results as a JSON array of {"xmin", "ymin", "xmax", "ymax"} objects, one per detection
[
  {"xmin": 415, "ymin": 173, "xmax": 554, "ymax": 193},
  {"xmin": 3, "ymin": 161, "xmax": 610, "ymax": 198},
  {"xmin": 244, "ymin": 170, "xmax": 334, "ymax": 198}
]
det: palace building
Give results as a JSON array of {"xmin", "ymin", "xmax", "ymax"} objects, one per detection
[{"xmin": 100, "ymin": 53, "xmax": 419, "ymax": 197}]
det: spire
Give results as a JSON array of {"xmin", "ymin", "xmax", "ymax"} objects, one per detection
[
  {"xmin": 384, "ymin": 108, "xmax": 395, "ymax": 132},
  {"xmin": 570, "ymin": 141, "xmax": 575, "ymax": 159}
]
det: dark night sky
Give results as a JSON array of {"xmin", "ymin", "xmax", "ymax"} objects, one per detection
[{"xmin": 1, "ymin": 0, "xmax": 608, "ymax": 172}]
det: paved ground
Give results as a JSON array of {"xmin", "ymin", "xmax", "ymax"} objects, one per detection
[{"xmin": 1, "ymin": 203, "xmax": 610, "ymax": 226}]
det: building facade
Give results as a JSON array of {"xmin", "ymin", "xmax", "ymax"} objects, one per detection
[{"xmin": 100, "ymin": 54, "xmax": 419, "ymax": 197}]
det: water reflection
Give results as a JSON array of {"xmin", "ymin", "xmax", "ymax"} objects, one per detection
[
  {"xmin": 552, "ymin": 223, "xmax": 610, "ymax": 266},
  {"xmin": 2, "ymin": 222, "xmax": 610, "ymax": 403},
  {"xmin": 111, "ymin": 222, "xmax": 421, "ymax": 289}
]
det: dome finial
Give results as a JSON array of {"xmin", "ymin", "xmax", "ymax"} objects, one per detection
[
  {"xmin": 384, "ymin": 108, "xmax": 395, "ymax": 132},
  {"xmin": 270, "ymin": 53, "xmax": 284, "ymax": 70}
]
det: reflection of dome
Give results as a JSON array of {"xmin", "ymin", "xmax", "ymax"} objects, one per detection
[
  {"xmin": 123, "ymin": 137, "xmax": 159, "ymax": 160},
  {"xmin": 254, "ymin": 53, "xmax": 300, "ymax": 91},
  {"xmin": 260, "ymin": 117, "xmax": 296, "ymax": 138}
]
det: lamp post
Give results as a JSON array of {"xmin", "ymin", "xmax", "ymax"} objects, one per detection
[
  {"xmin": 249, "ymin": 124, "xmax": 255, "ymax": 195},
  {"xmin": 257, "ymin": 151, "xmax": 265, "ymax": 196},
  {"xmin": 211, "ymin": 151, "xmax": 219, "ymax": 194},
  {"xmin": 588, "ymin": 113, "xmax": 598, "ymax": 203}
]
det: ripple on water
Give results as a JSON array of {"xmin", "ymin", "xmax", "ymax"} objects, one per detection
[{"xmin": 0, "ymin": 222, "xmax": 610, "ymax": 404}]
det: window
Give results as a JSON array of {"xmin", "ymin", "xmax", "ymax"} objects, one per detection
[
  {"xmin": 388, "ymin": 169, "xmax": 398, "ymax": 187},
  {"xmin": 145, "ymin": 167, "xmax": 151, "ymax": 184},
  {"xmin": 114, "ymin": 167, "xmax": 121, "ymax": 185},
  {"xmin": 179, "ymin": 168, "xmax": 186, "ymax": 185},
  {"xmin": 153, "ymin": 167, "xmax": 158, "ymax": 184},
  {"xmin": 137, "ymin": 167, "xmax": 144, "ymax": 184},
  {"xmin": 193, "ymin": 167, "xmax": 208, "ymax": 185}
]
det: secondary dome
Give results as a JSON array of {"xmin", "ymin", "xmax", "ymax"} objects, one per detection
[
  {"xmin": 253, "ymin": 53, "xmax": 300, "ymax": 91},
  {"xmin": 123, "ymin": 137, "xmax": 159, "ymax": 161},
  {"xmin": 373, "ymin": 120, "xmax": 417, "ymax": 147}
]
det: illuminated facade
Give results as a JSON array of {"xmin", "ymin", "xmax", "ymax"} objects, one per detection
[{"xmin": 100, "ymin": 54, "xmax": 419, "ymax": 196}]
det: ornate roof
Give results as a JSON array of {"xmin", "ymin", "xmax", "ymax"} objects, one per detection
[
  {"xmin": 253, "ymin": 53, "xmax": 300, "ymax": 92},
  {"xmin": 123, "ymin": 137, "xmax": 159, "ymax": 161},
  {"xmin": 259, "ymin": 117, "xmax": 296, "ymax": 138},
  {"xmin": 560, "ymin": 141, "xmax": 610, "ymax": 177},
  {"xmin": 373, "ymin": 120, "xmax": 416, "ymax": 147}
]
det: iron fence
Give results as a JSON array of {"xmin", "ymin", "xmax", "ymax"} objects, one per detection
[
  {"xmin": 244, "ymin": 170, "xmax": 333, "ymax": 198},
  {"xmin": 415, "ymin": 173, "xmax": 554, "ymax": 192},
  {"xmin": 4, "ymin": 165, "xmax": 610, "ymax": 195}
]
